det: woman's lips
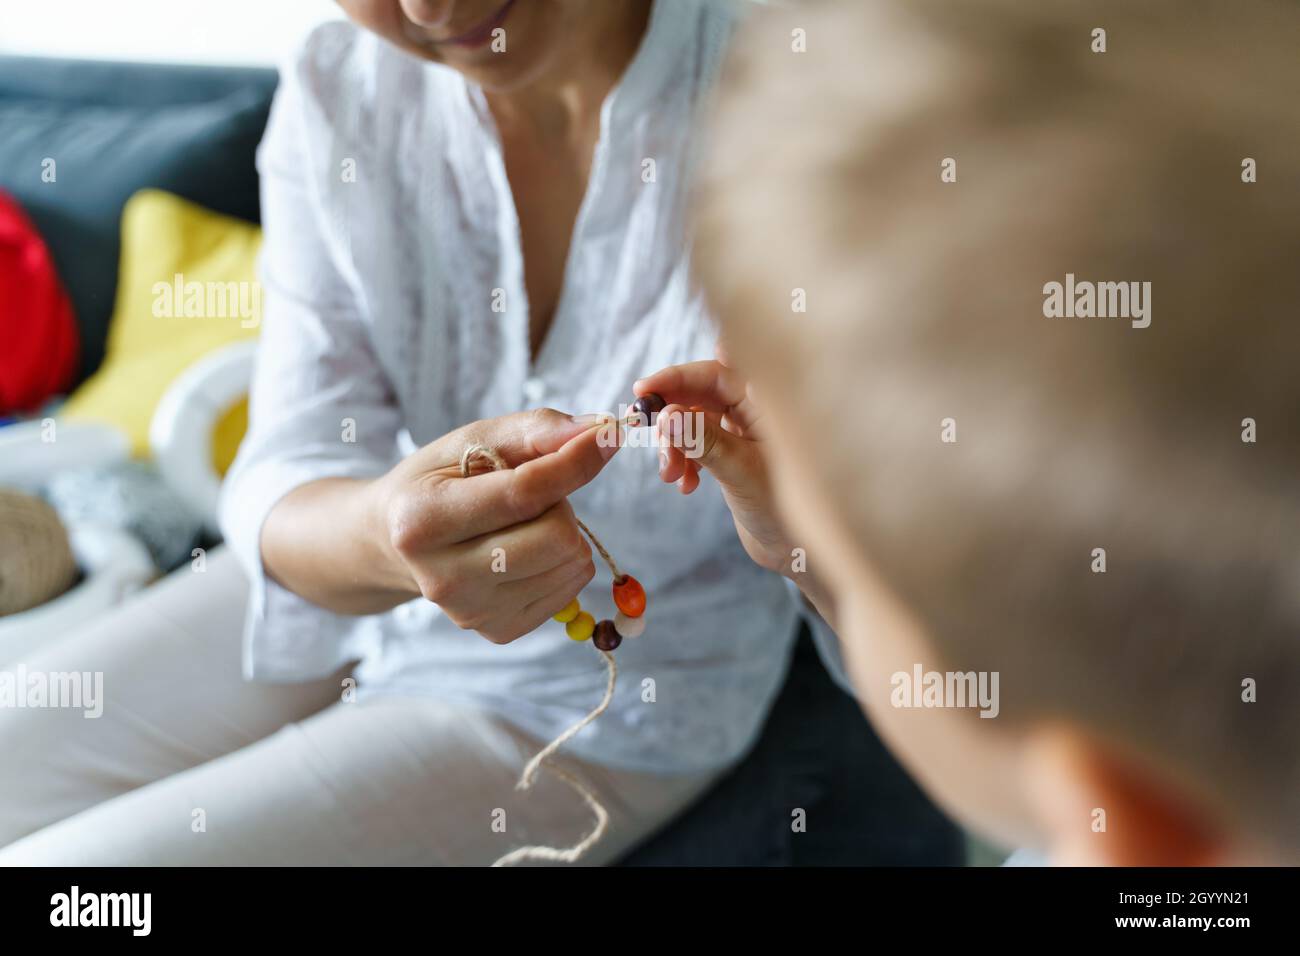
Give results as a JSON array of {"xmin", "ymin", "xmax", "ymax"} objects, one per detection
[{"xmin": 435, "ymin": 0, "xmax": 518, "ymax": 49}]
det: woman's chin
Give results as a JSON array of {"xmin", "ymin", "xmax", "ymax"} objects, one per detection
[
  {"xmin": 390, "ymin": 29, "xmax": 550, "ymax": 93},
  {"xmin": 395, "ymin": 1, "xmax": 559, "ymax": 90}
]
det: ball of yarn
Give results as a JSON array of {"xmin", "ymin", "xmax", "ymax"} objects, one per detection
[{"xmin": 0, "ymin": 488, "xmax": 78, "ymax": 616}]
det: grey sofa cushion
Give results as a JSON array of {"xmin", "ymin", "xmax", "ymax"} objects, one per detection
[{"xmin": 0, "ymin": 57, "xmax": 277, "ymax": 384}]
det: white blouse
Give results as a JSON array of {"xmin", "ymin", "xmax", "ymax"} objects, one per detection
[{"xmin": 220, "ymin": 0, "xmax": 823, "ymax": 774}]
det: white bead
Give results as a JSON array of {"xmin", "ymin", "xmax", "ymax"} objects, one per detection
[{"xmin": 614, "ymin": 611, "xmax": 645, "ymax": 638}]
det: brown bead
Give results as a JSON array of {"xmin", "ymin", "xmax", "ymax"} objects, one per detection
[
  {"xmin": 629, "ymin": 393, "xmax": 666, "ymax": 426},
  {"xmin": 593, "ymin": 619, "xmax": 622, "ymax": 652}
]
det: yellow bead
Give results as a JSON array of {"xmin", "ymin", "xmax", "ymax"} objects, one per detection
[
  {"xmin": 553, "ymin": 598, "xmax": 581, "ymax": 624},
  {"xmin": 566, "ymin": 611, "xmax": 596, "ymax": 642}
]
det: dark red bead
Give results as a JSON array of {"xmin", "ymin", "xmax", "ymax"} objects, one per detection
[
  {"xmin": 593, "ymin": 619, "xmax": 622, "ymax": 652},
  {"xmin": 629, "ymin": 392, "xmax": 666, "ymax": 426}
]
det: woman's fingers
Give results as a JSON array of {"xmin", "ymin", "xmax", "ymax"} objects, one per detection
[
  {"xmin": 449, "ymin": 500, "xmax": 591, "ymax": 583},
  {"xmin": 468, "ymin": 558, "xmax": 594, "ymax": 644},
  {"xmin": 433, "ymin": 416, "xmax": 621, "ymax": 539},
  {"xmin": 506, "ymin": 564, "xmax": 597, "ymax": 642},
  {"xmin": 385, "ymin": 410, "xmax": 620, "ymax": 554},
  {"xmin": 498, "ymin": 555, "xmax": 595, "ymax": 617},
  {"xmin": 434, "ymin": 538, "xmax": 594, "ymax": 642},
  {"xmin": 451, "ymin": 406, "xmax": 601, "ymax": 468}
]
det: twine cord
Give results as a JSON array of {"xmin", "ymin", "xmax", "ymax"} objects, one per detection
[
  {"xmin": 459, "ymin": 443, "xmax": 621, "ymax": 866},
  {"xmin": 491, "ymin": 650, "xmax": 617, "ymax": 867},
  {"xmin": 575, "ymin": 516, "xmax": 623, "ymax": 581}
]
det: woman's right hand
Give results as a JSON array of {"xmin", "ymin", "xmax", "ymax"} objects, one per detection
[
  {"xmin": 261, "ymin": 409, "xmax": 621, "ymax": 644},
  {"xmin": 370, "ymin": 409, "xmax": 621, "ymax": 642}
]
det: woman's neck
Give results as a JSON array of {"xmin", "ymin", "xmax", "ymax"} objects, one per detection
[{"xmin": 485, "ymin": 0, "xmax": 652, "ymax": 143}]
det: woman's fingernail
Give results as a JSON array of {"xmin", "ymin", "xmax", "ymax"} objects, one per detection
[
  {"xmin": 595, "ymin": 421, "xmax": 621, "ymax": 458},
  {"xmin": 571, "ymin": 413, "xmax": 614, "ymax": 426},
  {"xmin": 658, "ymin": 449, "xmax": 669, "ymax": 476}
]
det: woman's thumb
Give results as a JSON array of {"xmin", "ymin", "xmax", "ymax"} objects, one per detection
[{"xmin": 466, "ymin": 408, "xmax": 604, "ymax": 467}]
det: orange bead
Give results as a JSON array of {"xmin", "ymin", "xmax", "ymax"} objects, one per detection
[{"xmin": 612, "ymin": 575, "xmax": 646, "ymax": 618}]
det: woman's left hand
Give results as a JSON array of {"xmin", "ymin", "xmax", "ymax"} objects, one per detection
[{"xmin": 634, "ymin": 350, "xmax": 827, "ymax": 605}]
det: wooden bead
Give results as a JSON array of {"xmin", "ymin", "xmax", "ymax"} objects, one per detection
[
  {"xmin": 629, "ymin": 393, "xmax": 666, "ymax": 426},
  {"xmin": 553, "ymin": 598, "xmax": 581, "ymax": 623},
  {"xmin": 593, "ymin": 619, "xmax": 622, "ymax": 652},
  {"xmin": 566, "ymin": 611, "xmax": 595, "ymax": 642},
  {"xmin": 612, "ymin": 575, "xmax": 646, "ymax": 617},
  {"xmin": 613, "ymin": 611, "xmax": 645, "ymax": 639}
]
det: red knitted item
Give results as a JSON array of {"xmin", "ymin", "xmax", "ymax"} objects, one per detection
[{"xmin": 0, "ymin": 190, "xmax": 79, "ymax": 414}]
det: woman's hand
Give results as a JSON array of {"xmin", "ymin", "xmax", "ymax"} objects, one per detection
[
  {"xmin": 634, "ymin": 350, "xmax": 835, "ymax": 621},
  {"xmin": 261, "ymin": 409, "xmax": 620, "ymax": 644}
]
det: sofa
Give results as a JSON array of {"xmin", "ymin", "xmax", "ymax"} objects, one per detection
[{"xmin": 0, "ymin": 54, "xmax": 963, "ymax": 866}]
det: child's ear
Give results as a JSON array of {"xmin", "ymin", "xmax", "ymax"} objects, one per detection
[{"xmin": 1022, "ymin": 725, "xmax": 1227, "ymax": 866}]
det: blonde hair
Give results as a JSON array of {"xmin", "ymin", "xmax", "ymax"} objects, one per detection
[{"xmin": 695, "ymin": 0, "xmax": 1300, "ymax": 853}]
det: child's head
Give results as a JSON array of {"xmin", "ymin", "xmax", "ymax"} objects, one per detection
[{"xmin": 696, "ymin": 0, "xmax": 1300, "ymax": 863}]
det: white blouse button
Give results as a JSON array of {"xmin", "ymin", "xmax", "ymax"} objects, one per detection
[{"xmin": 523, "ymin": 376, "xmax": 545, "ymax": 404}]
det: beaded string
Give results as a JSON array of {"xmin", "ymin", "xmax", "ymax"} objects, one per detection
[{"xmin": 464, "ymin": 393, "xmax": 662, "ymax": 866}]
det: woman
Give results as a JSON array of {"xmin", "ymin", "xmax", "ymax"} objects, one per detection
[{"xmin": 0, "ymin": 0, "xmax": 829, "ymax": 864}]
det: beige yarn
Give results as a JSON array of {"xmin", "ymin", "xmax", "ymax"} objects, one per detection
[
  {"xmin": 458, "ymin": 444, "xmax": 620, "ymax": 867},
  {"xmin": 0, "ymin": 488, "xmax": 78, "ymax": 617}
]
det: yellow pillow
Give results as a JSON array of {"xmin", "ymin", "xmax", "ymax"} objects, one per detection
[
  {"xmin": 62, "ymin": 189, "xmax": 261, "ymax": 459},
  {"xmin": 211, "ymin": 396, "xmax": 249, "ymax": 477}
]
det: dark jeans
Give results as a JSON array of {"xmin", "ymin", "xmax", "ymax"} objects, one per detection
[{"xmin": 619, "ymin": 624, "xmax": 965, "ymax": 866}]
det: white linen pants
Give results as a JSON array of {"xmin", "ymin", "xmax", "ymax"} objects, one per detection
[{"xmin": 0, "ymin": 549, "xmax": 715, "ymax": 865}]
